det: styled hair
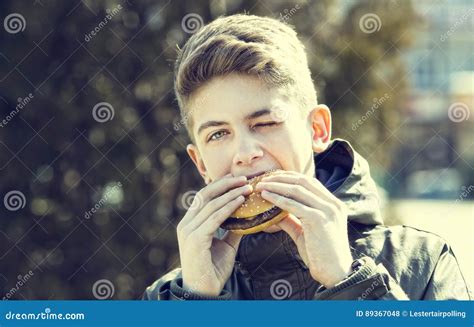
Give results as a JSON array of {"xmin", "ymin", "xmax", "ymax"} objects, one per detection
[{"xmin": 174, "ymin": 14, "xmax": 317, "ymax": 142}]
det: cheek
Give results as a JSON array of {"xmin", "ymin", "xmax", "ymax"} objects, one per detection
[
  {"xmin": 268, "ymin": 124, "xmax": 312, "ymax": 171},
  {"xmin": 261, "ymin": 134, "xmax": 294, "ymax": 170},
  {"xmin": 287, "ymin": 120, "xmax": 313, "ymax": 148},
  {"xmin": 203, "ymin": 149, "xmax": 234, "ymax": 179}
]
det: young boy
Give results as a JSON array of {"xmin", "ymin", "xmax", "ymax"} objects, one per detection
[{"xmin": 142, "ymin": 14, "xmax": 470, "ymax": 300}]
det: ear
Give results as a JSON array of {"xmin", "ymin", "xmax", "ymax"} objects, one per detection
[
  {"xmin": 186, "ymin": 144, "xmax": 211, "ymax": 184},
  {"xmin": 308, "ymin": 104, "xmax": 332, "ymax": 153}
]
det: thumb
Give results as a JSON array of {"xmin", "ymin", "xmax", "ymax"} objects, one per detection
[
  {"xmin": 278, "ymin": 214, "xmax": 308, "ymax": 265},
  {"xmin": 277, "ymin": 213, "xmax": 303, "ymax": 244},
  {"xmin": 221, "ymin": 231, "xmax": 243, "ymax": 253}
]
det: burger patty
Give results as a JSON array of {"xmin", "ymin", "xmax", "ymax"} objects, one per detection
[{"xmin": 220, "ymin": 206, "xmax": 282, "ymax": 230}]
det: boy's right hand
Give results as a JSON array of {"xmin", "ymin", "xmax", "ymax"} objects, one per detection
[{"xmin": 177, "ymin": 174, "xmax": 252, "ymax": 297}]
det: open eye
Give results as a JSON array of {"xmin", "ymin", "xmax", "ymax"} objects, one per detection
[{"xmin": 208, "ymin": 130, "xmax": 229, "ymax": 142}]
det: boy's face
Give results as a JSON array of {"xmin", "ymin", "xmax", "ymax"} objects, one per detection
[{"xmin": 186, "ymin": 73, "xmax": 331, "ymax": 232}]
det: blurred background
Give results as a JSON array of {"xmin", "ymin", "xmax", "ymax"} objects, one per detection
[{"xmin": 0, "ymin": 0, "xmax": 472, "ymax": 299}]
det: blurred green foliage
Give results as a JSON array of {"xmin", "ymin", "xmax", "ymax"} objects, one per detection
[{"xmin": 0, "ymin": 0, "xmax": 417, "ymax": 299}]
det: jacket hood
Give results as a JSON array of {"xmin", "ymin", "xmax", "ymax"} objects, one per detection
[
  {"xmin": 224, "ymin": 138, "xmax": 384, "ymax": 276},
  {"xmin": 316, "ymin": 138, "xmax": 383, "ymax": 226}
]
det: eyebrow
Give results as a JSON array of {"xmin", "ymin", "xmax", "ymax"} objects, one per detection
[{"xmin": 196, "ymin": 108, "xmax": 272, "ymax": 136}]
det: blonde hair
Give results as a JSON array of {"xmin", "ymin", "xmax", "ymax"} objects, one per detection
[{"xmin": 174, "ymin": 14, "xmax": 317, "ymax": 142}]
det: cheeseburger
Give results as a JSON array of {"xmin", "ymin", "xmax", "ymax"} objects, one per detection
[{"xmin": 220, "ymin": 170, "xmax": 288, "ymax": 234}]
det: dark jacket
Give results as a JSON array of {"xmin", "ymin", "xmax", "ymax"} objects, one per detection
[{"xmin": 142, "ymin": 139, "xmax": 471, "ymax": 300}]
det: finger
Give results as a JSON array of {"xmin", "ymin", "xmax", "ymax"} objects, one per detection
[
  {"xmin": 203, "ymin": 174, "xmax": 248, "ymax": 202},
  {"xmin": 277, "ymin": 213, "xmax": 303, "ymax": 243},
  {"xmin": 179, "ymin": 175, "xmax": 248, "ymax": 226},
  {"xmin": 260, "ymin": 172, "xmax": 334, "ymax": 202},
  {"xmin": 256, "ymin": 181, "xmax": 317, "ymax": 208},
  {"xmin": 277, "ymin": 214, "xmax": 308, "ymax": 264},
  {"xmin": 221, "ymin": 230, "xmax": 243, "ymax": 253},
  {"xmin": 197, "ymin": 196, "xmax": 247, "ymax": 237},
  {"xmin": 260, "ymin": 189, "xmax": 314, "ymax": 219},
  {"xmin": 258, "ymin": 180, "xmax": 335, "ymax": 214},
  {"xmin": 261, "ymin": 172, "xmax": 332, "ymax": 199},
  {"xmin": 200, "ymin": 183, "xmax": 252, "ymax": 221},
  {"xmin": 208, "ymin": 231, "xmax": 243, "ymax": 269},
  {"xmin": 186, "ymin": 184, "xmax": 252, "ymax": 231},
  {"xmin": 262, "ymin": 189, "xmax": 327, "ymax": 225}
]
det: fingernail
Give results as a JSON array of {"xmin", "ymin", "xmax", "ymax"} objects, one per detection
[{"xmin": 240, "ymin": 184, "xmax": 251, "ymax": 191}]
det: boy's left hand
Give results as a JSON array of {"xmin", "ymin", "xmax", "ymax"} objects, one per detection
[{"xmin": 255, "ymin": 170, "xmax": 354, "ymax": 288}]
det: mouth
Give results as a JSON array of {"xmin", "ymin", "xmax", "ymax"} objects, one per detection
[
  {"xmin": 244, "ymin": 168, "xmax": 279, "ymax": 180},
  {"xmin": 245, "ymin": 172, "xmax": 266, "ymax": 180}
]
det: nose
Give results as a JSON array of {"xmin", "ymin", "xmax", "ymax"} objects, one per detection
[{"xmin": 233, "ymin": 137, "xmax": 263, "ymax": 166}]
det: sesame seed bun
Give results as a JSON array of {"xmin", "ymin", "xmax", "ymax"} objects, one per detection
[{"xmin": 220, "ymin": 170, "xmax": 288, "ymax": 235}]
